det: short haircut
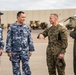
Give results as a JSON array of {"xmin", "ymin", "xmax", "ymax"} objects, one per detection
[
  {"xmin": 17, "ymin": 11, "xmax": 25, "ymax": 17},
  {"xmin": 50, "ymin": 13, "xmax": 58, "ymax": 18}
]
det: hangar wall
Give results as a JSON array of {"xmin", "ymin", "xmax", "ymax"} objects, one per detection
[{"xmin": 1, "ymin": 9, "xmax": 76, "ymax": 27}]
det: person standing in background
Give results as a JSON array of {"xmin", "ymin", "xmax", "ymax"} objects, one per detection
[
  {"xmin": 0, "ymin": 25, "xmax": 4, "ymax": 56},
  {"xmin": 0, "ymin": 12, "xmax": 4, "ymax": 56},
  {"xmin": 70, "ymin": 27, "xmax": 76, "ymax": 75}
]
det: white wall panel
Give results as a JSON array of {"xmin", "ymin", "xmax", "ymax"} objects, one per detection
[{"xmin": 1, "ymin": 9, "xmax": 76, "ymax": 27}]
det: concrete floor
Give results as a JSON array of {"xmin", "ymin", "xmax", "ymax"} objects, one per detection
[{"xmin": 0, "ymin": 29, "xmax": 74, "ymax": 75}]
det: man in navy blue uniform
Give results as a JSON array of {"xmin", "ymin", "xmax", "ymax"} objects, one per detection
[
  {"xmin": 0, "ymin": 12, "xmax": 4, "ymax": 56},
  {"xmin": 0, "ymin": 26, "xmax": 4, "ymax": 56},
  {"xmin": 6, "ymin": 11, "xmax": 35, "ymax": 75}
]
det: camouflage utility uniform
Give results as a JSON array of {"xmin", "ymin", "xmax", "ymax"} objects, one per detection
[
  {"xmin": 41, "ymin": 24, "xmax": 68, "ymax": 75},
  {"xmin": 0, "ymin": 26, "xmax": 4, "ymax": 51},
  {"xmin": 6, "ymin": 22, "xmax": 35, "ymax": 75}
]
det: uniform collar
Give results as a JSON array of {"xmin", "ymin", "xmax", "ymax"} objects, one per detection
[
  {"xmin": 14, "ymin": 21, "xmax": 25, "ymax": 27},
  {"xmin": 51, "ymin": 24, "xmax": 58, "ymax": 27}
]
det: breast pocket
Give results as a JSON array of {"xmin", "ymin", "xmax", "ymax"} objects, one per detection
[
  {"xmin": 11, "ymin": 30, "xmax": 18, "ymax": 39},
  {"xmin": 53, "ymin": 32, "xmax": 59, "ymax": 39},
  {"xmin": 48, "ymin": 32, "xmax": 59, "ymax": 41},
  {"xmin": 23, "ymin": 31, "xmax": 29, "ymax": 37}
]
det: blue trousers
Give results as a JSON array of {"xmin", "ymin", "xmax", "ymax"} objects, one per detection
[{"xmin": 10, "ymin": 51, "xmax": 31, "ymax": 75}]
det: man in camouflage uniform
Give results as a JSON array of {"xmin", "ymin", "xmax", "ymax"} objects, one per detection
[
  {"xmin": 38, "ymin": 13, "xmax": 68, "ymax": 75},
  {"xmin": 0, "ymin": 26, "xmax": 4, "ymax": 56},
  {"xmin": 6, "ymin": 11, "xmax": 35, "ymax": 75},
  {"xmin": 0, "ymin": 12, "xmax": 4, "ymax": 56}
]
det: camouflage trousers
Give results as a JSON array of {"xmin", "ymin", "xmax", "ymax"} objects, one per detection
[
  {"xmin": 10, "ymin": 51, "xmax": 31, "ymax": 75},
  {"xmin": 46, "ymin": 54, "xmax": 66, "ymax": 75}
]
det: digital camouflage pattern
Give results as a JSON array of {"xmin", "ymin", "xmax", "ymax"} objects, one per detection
[
  {"xmin": 0, "ymin": 26, "xmax": 4, "ymax": 50},
  {"xmin": 11, "ymin": 51, "xmax": 31, "ymax": 75},
  {"xmin": 6, "ymin": 22, "xmax": 35, "ymax": 75},
  {"xmin": 6, "ymin": 22, "xmax": 34, "ymax": 52},
  {"xmin": 41, "ymin": 24, "xmax": 68, "ymax": 75}
]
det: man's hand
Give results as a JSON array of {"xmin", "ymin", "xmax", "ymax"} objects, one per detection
[
  {"xmin": 7, "ymin": 52, "xmax": 12, "ymax": 57},
  {"xmin": 29, "ymin": 52, "xmax": 32, "ymax": 56},
  {"xmin": 0, "ymin": 50, "xmax": 3, "ymax": 56},
  {"xmin": 58, "ymin": 54, "xmax": 64, "ymax": 59},
  {"xmin": 39, "ymin": 34, "xmax": 45, "ymax": 39}
]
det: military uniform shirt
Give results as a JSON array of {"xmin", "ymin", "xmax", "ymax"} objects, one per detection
[
  {"xmin": 6, "ymin": 22, "xmax": 35, "ymax": 52},
  {"xmin": 0, "ymin": 26, "xmax": 4, "ymax": 50},
  {"xmin": 41, "ymin": 24, "xmax": 68, "ymax": 55}
]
